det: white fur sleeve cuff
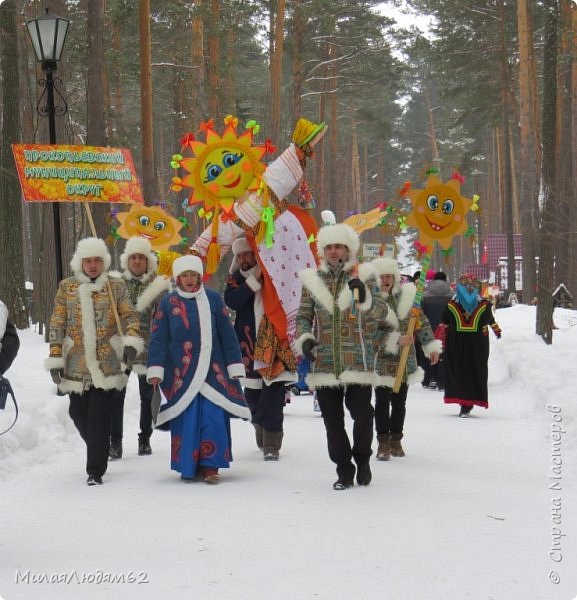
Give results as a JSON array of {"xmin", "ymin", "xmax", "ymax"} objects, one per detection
[
  {"xmin": 227, "ymin": 363, "xmax": 246, "ymax": 379},
  {"xmin": 295, "ymin": 333, "xmax": 316, "ymax": 355},
  {"xmin": 123, "ymin": 335, "xmax": 145, "ymax": 353},
  {"xmin": 423, "ymin": 338, "xmax": 443, "ymax": 356},
  {"xmin": 45, "ymin": 356, "xmax": 65, "ymax": 370},
  {"xmin": 147, "ymin": 366, "xmax": 164, "ymax": 382}
]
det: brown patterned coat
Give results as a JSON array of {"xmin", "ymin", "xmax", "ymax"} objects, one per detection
[{"xmin": 46, "ymin": 273, "xmax": 143, "ymax": 394}]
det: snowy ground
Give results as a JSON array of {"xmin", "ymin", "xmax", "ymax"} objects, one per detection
[{"xmin": 1, "ymin": 305, "xmax": 576, "ymax": 600}]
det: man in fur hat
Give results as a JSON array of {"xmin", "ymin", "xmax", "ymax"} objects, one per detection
[
  {"xmin": 224, "ymin": 236, "xmax": 288, "ymax": 461},
  {"xmin": 46, "ymin": 237, "xmax": 143, "ymax": 486},
  {"xmin": 369, "ymin": 257, "xmax": 441, "ymax": 460},
  {"xmin": 295, "ymin": 213, "xmax": 386, "ymax": 491},
  {"xmin": 109, "ymin": 237, "xmax": 172, "ymax": 459}
]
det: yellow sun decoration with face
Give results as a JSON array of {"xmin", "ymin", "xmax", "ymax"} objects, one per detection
[
  {"xmin": 406, "ymin": 173, "xmax": 473, "ymax": 250},
  {"xmin": 177, "ymin": 121, "xmax": 267, "ymax": 214},
  {"xmin": 116, "ymin": 205, "xmax": 183, "ymax": 250}
]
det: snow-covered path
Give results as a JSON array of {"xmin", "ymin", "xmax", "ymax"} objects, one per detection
[{"xmin": 1, "ymin": 308, "xmax": 576, "ymax": 600}]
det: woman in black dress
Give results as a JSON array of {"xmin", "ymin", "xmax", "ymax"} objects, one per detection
[{"xmin": 441, "ymin": 276, "xmax": 502, "ymax": 417}]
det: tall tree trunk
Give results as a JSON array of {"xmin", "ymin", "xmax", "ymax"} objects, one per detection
[
  {"xmin": 536, "ymin": 0, "xmax": 559, "ymax": 344},
  {"xmin": 516, "ymin": 0, "xmax": 540, "ymax": 302},
  {"xmin": 207, "ymin": 0, "xmax": 220, "ymax": 119},
  {"xmin": 221, "ymin": 24, "xmax": 237, "ymax": 117},
  {"xmin": 425, "ymin": 88, "xmax": 440, "ymax": 163},
  {"xmin": 291, "ymin": 0, "xmax": 305, "ymax": 124},
  {"xmin": 568, "ymin": 4, "xmax": 577, "ymax": 299},
  {"xmin": 497, "ymin": 0, "xmax": 516, "ymax": 297},
  {"xmin": 554, "ymin": 0, "xmax": 573, "ymax": 290},
  {"xmin": 0, "ymin": 0, "xmax": 28, "ymax": 327},
  {"xmin": 269, "ymin": 0, "xmax": 286, "ymax": 144},
  {"xmin": 140, "ymin": 0, "xmax": 158, "ymax": 201},
  {"xmin": 190, "ymin": 0, "xmax": 205, "ymax": 125},
  {"xmin": 85, "ymin": 0, "xmax": 109, "ymax": 239},
  {"xmin": 351, "ymin": 120, "xmax": 361, "ymax": 213}
]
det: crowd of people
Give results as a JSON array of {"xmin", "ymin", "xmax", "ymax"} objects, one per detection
[{"xmin": 3, "ymin": 218, "xmax": 501, "ymax": 491}]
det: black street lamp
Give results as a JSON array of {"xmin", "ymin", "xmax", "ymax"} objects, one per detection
[{"xmin": 26, "ymin": 9, "xmax": 70, "ymax": 283}]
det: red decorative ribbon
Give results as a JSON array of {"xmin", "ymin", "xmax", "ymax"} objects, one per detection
[
  {"xmin": 200, "ymin": 119, "xmax": 215, "ymax": 133},
  {"xmin": 413, "ymin": 240, "xmax": 430, "ymax": 256},
  {"xmin": 179, "ymin": 132, "xmax": 195, "ymax": 146}
]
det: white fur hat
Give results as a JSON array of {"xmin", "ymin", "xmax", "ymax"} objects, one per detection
[
  {"xmin": 229, "ymin": 237, "xmax": 255, "ymax": 273},
  {"xmin": 70, "ymin": 237, "xmax": 111, "ymax": 275},
  {"xmin": 173, "ymin": 255, "xmax": 203, "ymax": 279},
  {"xmin": 232, "ymin": 237, "xmax": 252, "ymax": 257},
  {"xmin": 317, "ymin": 223, "xmax": 360, "ymax": 259},
  {"xmin": 119, "ymin": 236, "xmax": 158, "ymax": 274},
  {"xmin": 371, "ymin": 256, "xmax": 402, "ymax": 294}
]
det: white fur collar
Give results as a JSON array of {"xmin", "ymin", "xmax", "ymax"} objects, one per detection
[
  {"xmin": 299, "ymin": 268, "xmax": 337, "ymax": 314},
  {"xmin": 122, "ymin": 268, "xmax": 155, "ymax": 285},
  {"xmin": 135, "ymin": 276, "xmax": 171, "ymax": 313},
  {"xmin": 384, "ymin": 282, "xmax": 416, "ymax": 321},
  {"xmin": 75, "ymin": 271, "xmax": 109, "ymax": 291}
]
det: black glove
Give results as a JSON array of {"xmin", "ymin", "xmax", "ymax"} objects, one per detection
[
  {"xmin": 302, "ymin": 339, "xmax": 318, "ymax": 362},
  {"xmin": 348, "ymin": 278, "xmax": 366, "ymax": 304},
  {"xmin": 122, "ymin": 346, "xmax": 137, "ymax": 368},
  {"xmin": 50, "ymin": 368, "xmax": 64, "ymax": 385}
]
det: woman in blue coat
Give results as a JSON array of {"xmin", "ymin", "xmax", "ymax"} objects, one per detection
[{"xmin": 147, "ymin": 255, "xmax": 250, "ymax": 483}]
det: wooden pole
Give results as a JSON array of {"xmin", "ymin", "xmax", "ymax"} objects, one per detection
[{"xmin": 392, "ymin": 315, "xmax": 417, "ymax": 393}]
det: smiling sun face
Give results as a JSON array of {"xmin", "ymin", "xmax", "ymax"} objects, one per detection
[
  {"xmin": 177, "ymin": 123, "xmax": 267, "ymax": 214},
  {"xmin": 406, "ymin": 174, "xmax": 472, "ymax": 250},
  {"xmin": 116, "ymin": 205, "xmax": 183, "ymax": 250}
]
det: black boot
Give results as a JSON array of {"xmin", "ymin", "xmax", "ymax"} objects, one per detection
[
  {"xmin": 109, "ymin": 440, "xmax": 123, "ymax": 460},
  {"xmin": 333, "ymin": 464, "xmax": 355, "ymax": 490},
  {"xmin": 138, "ymin": 435, "xmax": 152, "ymax": 456},
  {"xmin": 356, "ymin": 462, "xmax": 372, "ymax": 486}
]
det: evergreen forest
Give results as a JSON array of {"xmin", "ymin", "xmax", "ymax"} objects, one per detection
[{"xmin": 0, "ymin": 0, "xmax": 575, "ymax": 343}]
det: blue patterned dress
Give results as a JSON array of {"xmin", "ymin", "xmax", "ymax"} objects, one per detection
[{"xmin": 147, "ymin": 287, "xmax": 250, "ymax": 478}]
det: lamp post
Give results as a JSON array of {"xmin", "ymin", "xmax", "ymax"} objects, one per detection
[{"xmin": 26, "ymin": 9, "xmax": 70, "ymax": 283}]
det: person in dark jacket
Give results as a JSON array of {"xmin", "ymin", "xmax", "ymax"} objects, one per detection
[
  {"xmin": 224, "ymin": 237, "xmax": 289, "ymax": 461},
  {"xmin": 0, "ymin": 300, "xmax": 20, "ymax": 376},
  {"xmin": 421, "ymin": 271, "xmax": 453, "ymax": 390},
  {"xmin": 109, "ymin": 237, "xmax": 171, "ymax": 459}
]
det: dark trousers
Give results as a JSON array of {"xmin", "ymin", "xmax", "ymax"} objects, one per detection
[
  {"xmin": 69, "ymin": 387, "xmax": 115, "ymax": 477},
  {"xmin": 244, "ymin": 381, "xmax": 285, "ymax": 432},
  {"xmin": 423, "ymin": 357, "xmax": 445, "ymax": 389},
  {"xmin": 110, "ymin": 374, "xmax": 154, "ymax": 442},
  {"xmin": 374, "ymin": 383, "xmax": 408, "ymax": 439},
  {"xmin": 316, "ymin": 384, "xmax": 374, "ymax": 479}
]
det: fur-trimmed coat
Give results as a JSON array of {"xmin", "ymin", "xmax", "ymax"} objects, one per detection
[
  {"xmin": 223, "ymin": 268, "xmax": 264, "ymax": 388},
  {"xmin": 147, "ymin": 288, "xmax": 250, "ymax": 426},
  {"xmin": 46, "ymin": 273, "xmax": 144, "ymax": 394},
  {"xmin": 373, "ymin": 281, "xmax": 442, "ymax": 388},
  {"xmin": 117, "ymin": 270, "xmax": 171, "ymax": 374},
  {"xmin": 295, "ymin": 262, "xmax": 386, "ymax": 388}
]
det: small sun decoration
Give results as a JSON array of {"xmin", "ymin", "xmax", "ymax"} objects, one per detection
[
  {"xmin": 405, "ymin": 171, "xmax": 473, "ymax": 251},
  {"xmin": 171, "ymin": 116, "xmax": 270, "ymax": 215}
]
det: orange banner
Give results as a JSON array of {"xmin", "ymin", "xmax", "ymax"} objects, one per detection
[{"xmin": 11, "ymin": 144, "xmax": 144, "ymax": 204}]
